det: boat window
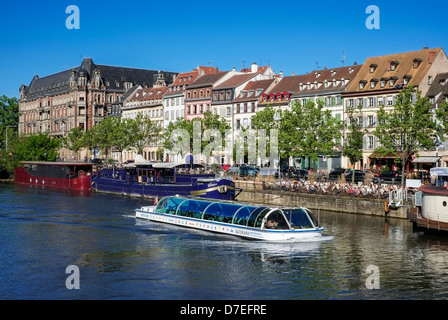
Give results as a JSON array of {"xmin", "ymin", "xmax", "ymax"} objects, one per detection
[
  {"xmin": 158, "ymin": 197, "xmax": 185, "ymax": 215},
  {"xmin": 232, "ymin": 206, "xmax": 258, "ymax": 226},
  {"xmin": 304, "ymin": 208, "xmax": 319, "ymax": 227},
  {"xmin": 283, "ymin": 208, "xmax": 315, "ymax": 229},
  {"xmin": 155, "ymin": 197, "xmax": 171, "ymax": 212},
  {"xmin": 254, "ymin": 209, "xmax": 271, "ymax": 228},
  {"xmin": 263, "ymin": 210, "xmax": 290, "ymax": 230},
  {"xmin": 247, "ymin": 207, "xmax": 269, "ymax": 227},
  {"xmin": 177, "ymin": 200, "xmax": 210, "ymax": 219},
  {"xmin": 203, "ymin": 203, "xmax": 242, "ymax": 223}
]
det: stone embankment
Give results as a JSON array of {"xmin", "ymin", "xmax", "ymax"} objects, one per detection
[{"xmin": 234, "ymin": 180, "xmax": 411, "ymax": 219}]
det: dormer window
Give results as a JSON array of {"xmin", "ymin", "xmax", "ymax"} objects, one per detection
[
  {"xmin": 359, "ymin": 80, "xmax": 367, "ymax": 90},
  {"xmin": 403, "ymin": 75, "xmax": 412, "ymax": 85},
  {"xmin": 413, "ymin": 58, "xmax": 422, "ymax": 69},
  {"xmin": 369, "ymin": 64, "xmax": 378, "ymax": 73},
  {"xmin": 315, "ymin": 72, "xmax": 321, "ymax": 78},
  {"xmin": 370, "ymin": 79, "xmax": 378, "ymax": 89},
  {"xmin": 390, "ymin": 76, "xmax": 398, "ymax": 87},
  {"xmin": 331, "ymin": 70, "xmax": 337, "ymax": 77},
  {"xmin": 389, "ymin": 61, "xmax": 399, "ymax": 71},
  {"xmin": 300, "ymin": 83, "xmax": 304, "ymax": 90},
  {"xmin": 349, "ymin": 68, "xmax": 354, "ymax": 74},
  {"xmin": 380, "ymin": 78, "xmax": 388, "ymax": 88},
  {"xmin": 324, "ymin": 80, "xmax": 329, "ymax": 88}
]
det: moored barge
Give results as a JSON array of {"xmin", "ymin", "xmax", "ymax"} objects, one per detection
[
  {"xmin": 91, "ymin": 156, "xmax": 240, "ymax": 200},
  {"xmin": 407, "ymin": 167, "xmax": 448, "ymax": 232},
  {"xmin": 136, "ymin": 196, "xmax": 324, "ymax": 241},
  {"xmin": 14, "ymin": 161, "xmax": 93, "ymax": 191}
]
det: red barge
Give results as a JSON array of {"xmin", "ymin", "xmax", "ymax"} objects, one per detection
[{"xmin": 14, "ymin": 161, "xmax": 93, "ymax": 191}]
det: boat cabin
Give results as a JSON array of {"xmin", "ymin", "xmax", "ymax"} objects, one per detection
[{"xmin": 153, "ymin": 196, "xmax": 320, "ymax": 230}]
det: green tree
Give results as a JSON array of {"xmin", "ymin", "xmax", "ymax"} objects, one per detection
[
  {"xmin": 63, "ymin": 126, "xmax": 86, "ymax": 159},
  {"xmin": 0, "ymin": 95, "xmax": 19, "ymax": 150},
  {"xmin": 128, "ymin": 114, "xmax": 162, "ymax": 157},
  {"xmin": 162, "ymin": 112, "xmax": 230, "ymax": 163},
  {"xmin": 374, "ymin": 86, "xmax": 436, "ymax": 186},
  {"xmin": 435, "ymin": 99, "xmax": 448, "ymax": 142},
  {"xmin": 251, "ymin": 106, "xmax": 279, "ymax": 165},
  {"xmin": 280, "ymin": 100, "xmax": 342, "ymax": 169},
  {"xmin": 343, "ymin": 104, "xmax": 366, "ymax": 183},
  {"xmin": 13, "ymin": 133, "xmax": 61, "ymax": 162}
]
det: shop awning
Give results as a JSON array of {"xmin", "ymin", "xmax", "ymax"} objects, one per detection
[{"xmin": 412, "ymin": 156, "xmax": 441, "ymax": 163}]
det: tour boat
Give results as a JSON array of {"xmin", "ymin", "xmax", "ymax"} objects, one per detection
[
  {"xmin": 407, "ymin": 167, "xmax": 448, "ymax": 232},
  {"xmin": 91, "ymin": 155, "xmax": 241, "ymax": 201},
  {"xmin": 14, "ymin": 161, "xmax": 93, "ymax": 191},
  {"xmin": 135, "ymin": 196, "xmax": 324, "ymax": 241}
]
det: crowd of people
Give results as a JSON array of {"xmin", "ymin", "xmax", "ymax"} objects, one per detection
[{"xmin": 261, "ymin": 179, "xmax": 409, "ymax": 199}]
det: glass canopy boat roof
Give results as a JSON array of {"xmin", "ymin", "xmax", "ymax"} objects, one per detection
[{"xmin": 149, "ymin": 196, "xmax": 320, "ymax": 231}]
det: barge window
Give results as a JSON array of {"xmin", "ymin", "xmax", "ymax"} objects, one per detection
[
  {"xmin": 283, "ymin": 208, "xmax": 315, "ymax": 229},
  {"xmin": 203, "ymin": 203, "xmax": 241, "ymax": 223},
  {"xmin": 177, "ymin": 200, "xmax": 210, "ymax": 219},
  {"xmin": 232, "ymin": 206, "xmax": 258, "ymax": 226},
  {"xmin": 263, "ymin": 210, "xmax": 290, "ymax": 230}
]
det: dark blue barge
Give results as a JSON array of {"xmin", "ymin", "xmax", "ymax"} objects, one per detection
[{"xmin": 91, "ymin": 158, "xmax": 241, "ymax": 201}]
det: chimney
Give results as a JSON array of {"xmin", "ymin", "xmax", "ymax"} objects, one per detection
[
  {"xmin": 279, "ymin": 71, "xmax": 283, "ymax": 77},
  {"xmin": 291, "ymin": 72, "xmax": 295, "ymax": 76},
  {"xmin": 423, "ymin": 47, "xmax": 429, "ymax": 50},
  {"xmin": 251, "ymin": 62, "xmax": 258, "ymax": 73},
  {"xmin": 353, "ymin": 62, "xmax": 358, "ymax": 66},
  {"xmin": 429, "ymin": 51, "xmax": 437, "ymax": 64}
]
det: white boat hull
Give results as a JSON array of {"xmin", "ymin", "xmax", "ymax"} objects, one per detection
[{"xmin": 136, "ymin": 207, "xmax": 324, "ymax": 242}]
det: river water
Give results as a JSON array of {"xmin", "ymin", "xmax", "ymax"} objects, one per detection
[{"xmin": 1, "ymin": 182, "xmax": 448, "ymax": 301}]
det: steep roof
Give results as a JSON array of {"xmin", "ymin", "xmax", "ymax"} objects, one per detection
[
  {"xmin": 233, "ymin": 79, "xmax": 276, "ymax": 102},
  {"xmin": 187, "ymin": 71, "xmax": 228, "ymax": 89},
  {"xmin": 214, "ymin": 73, "xmax": 260, "ymax": 90},
  {"xmin": 21, "ymin": 58, "xmax": 178, "ymax": 101},
  {"xmin": 426, "ymin": 72, "xmax": 448, "ymax": 105},
  {"xmin": 129, "ymin": 86, "xmax": 169, "ymax": 102},
  {"xmin": 346, "ymin": 47, "xmax": 443, "ymax": 93}
]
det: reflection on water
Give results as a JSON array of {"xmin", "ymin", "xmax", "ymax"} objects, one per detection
[{"xmin": 1, "ymin": 183, "xmax": 448, "ymax": 299}]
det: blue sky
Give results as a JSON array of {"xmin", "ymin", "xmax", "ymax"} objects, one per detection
[{"xmin": 1, "ymin": 0, "xmax": 448, "ymax": 98}]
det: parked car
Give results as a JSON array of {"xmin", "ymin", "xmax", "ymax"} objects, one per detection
[
  {"xmin": 328, "ymin": 168, "xmax": 348, "ymax": 181},
  {"xmin": 344, "ymin": 170, "xmax": 366, "ymax": 183},
  {"xmin": 290, "ymin": 169, "xmax": 309, "ymax": 180},
  {"xmin": 364, "ymin": 168, "xmax": 380, "ymax": 178},
  {"xmin": 228, "ymin": 165, "xmax": 259, "ymax": 177},
  {"xmin": 240, "ymin": 165, "xmax": 259, "ymax": 177},
  {"xmin": 91, "ymin": 158, "xmax": 103, "ymax": 165},
  {"xmin": 377, "ymin": 171, "xmax": 402, "ymax": 184}
]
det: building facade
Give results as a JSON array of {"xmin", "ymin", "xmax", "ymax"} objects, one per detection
[
  {"xmin": 18, "ymin": 58, "xmax": 177, "ymax": 159},
  {"xmin": 343, "ymin": 47, "xmax": 448, "ymax": 170},
  {"xmin": 122, "ymin": 73, "xmax": 169, "ymax": 162}
]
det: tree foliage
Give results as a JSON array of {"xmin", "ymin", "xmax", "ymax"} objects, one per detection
[
  {"xmin": 374, "ymin": 86, "xmax": 436, "ymax": 186},
  {"xmin": 343, "ymin": 104, "xmax": 366, "ymax": 183},
  {"xmin": 279, "ymin": 100, "xmax": 343, "ymax": 165}
]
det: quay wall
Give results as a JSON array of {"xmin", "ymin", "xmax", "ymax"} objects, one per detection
[{"xmin": 234, "ymin": 181, "xmax": 410, "ymax": 219}]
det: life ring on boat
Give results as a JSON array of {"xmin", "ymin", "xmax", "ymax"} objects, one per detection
[
  {"xmin": 79, "ymin": 170, "xmax": 85, "ymax": 177},
  {"xmin": 218, "ymin": 185, "xmax": 228, "ymax": 194}
]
